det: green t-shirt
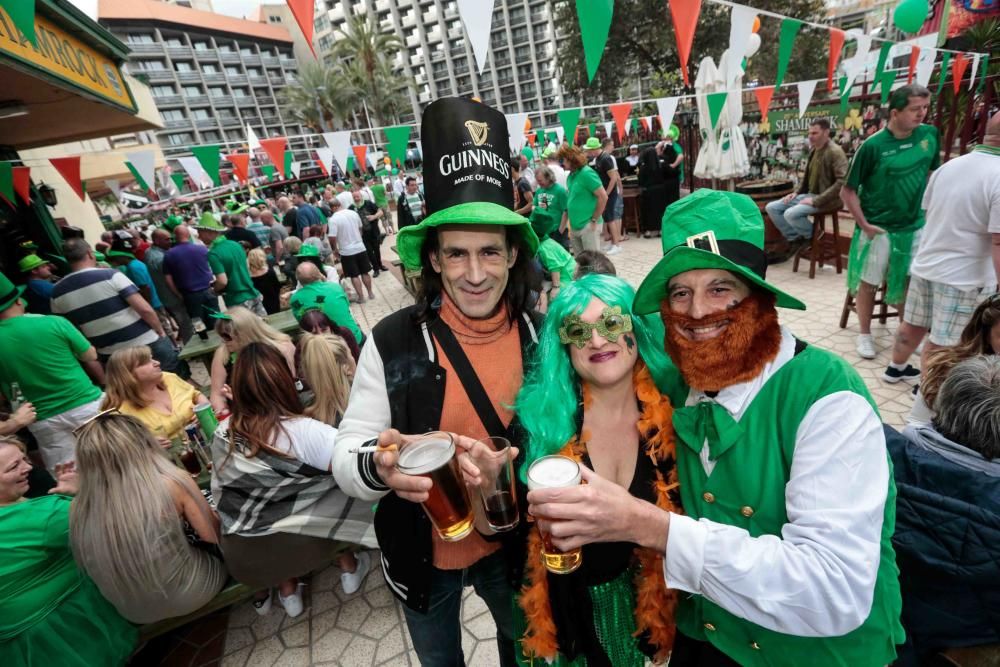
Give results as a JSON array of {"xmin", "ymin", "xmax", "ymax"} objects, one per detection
[
  {"xmin": 289, "ymin": 282, "xmax": 364, "ymax": 344},
  {"xmin": 0, "ymin": 314, "xmax": 102, "ymax": 420},
  {"xmin": 566, "ymin": 166, "xmax": 604, "ymax": 230},
  {"xmin": 845, "ymin": 125, "xmax": 940, "ymax": 231},
  {"xmin": 207, "ymin": 237, "xmax": 260, "ymax": 307},
  {"xmin": 530, "ymin": 184, "xmax": 568, "ymax": 238},
  {"xmin": 536, "ymin": 238, "xmax": 577, "ymax": 284},
  {"xmin": 371, "ymin": 183, "xmax": 388, "ymax": 208}
]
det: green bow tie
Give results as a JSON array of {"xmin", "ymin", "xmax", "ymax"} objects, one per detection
[{"xmin": 672, "ymin": 401, "xmax": 744, "ymax": 461}]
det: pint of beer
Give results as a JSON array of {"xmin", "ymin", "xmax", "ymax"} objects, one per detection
[
  {"xmin": 526, "ymin": 455, "xmax": 583, "ymax": 574},
  {"xmin": 397, "ymin": 432, "xmax": 474, "ymax": 542}
]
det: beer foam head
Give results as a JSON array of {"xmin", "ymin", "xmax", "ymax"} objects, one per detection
[
  {"xmin": 527, "ymin": 456, "xmax": 581, "ymax": 490},
  {"xmin": 397, "ymin": 437, "xmax": 455, "ymax": 475}
]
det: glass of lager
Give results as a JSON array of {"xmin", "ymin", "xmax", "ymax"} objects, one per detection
[
  {"xmin": 526, "ymin": 455, "xmax": 583, "ymax": 574},
  {"xmin": 397, "ymin": 432, "xmax": 474, "ymax": 542},
  {"xmin": 472, "ymin": 436, "xmax": 519, "ymax": 532}
]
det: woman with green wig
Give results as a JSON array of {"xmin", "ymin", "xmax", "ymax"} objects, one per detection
[{"xmin": 514, "ymin": 273, "xmax": 682, "ymax": 666}]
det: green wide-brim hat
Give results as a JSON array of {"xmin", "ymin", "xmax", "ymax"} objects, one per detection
[
  {"xmin": 18, "ymin": 254, "xmax": 47, "ymax": 273},
  {"xmin": 195, "ymin": 211, "xmax": 225, "ymax": 231},
  {"xmin": 396, "ymin": 202, "xmax": 539, "ymax": 271},
  {"xmin": 633, "ymin": 189, "xmax": 806, "ymax": 314},
  {"xmin": 296, "ymin": 244, "xmax": 321, "ymax": 259},
  {"xmin": 0, "ymin": 272, "xmax": 25, "ymax": 311},
  {"xmin": 583, "ymin": 137, "xmax": 601, "ymax": 150},
  {"xmin": 225, "ymin": 201, "xmax": 248, "ymax": 215}
]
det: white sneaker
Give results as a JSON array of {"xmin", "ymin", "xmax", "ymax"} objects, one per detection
[
  {"xmin": 856, "ymin": 335, "xmax": 877, "ymax": 359},
  {"xmin": 252, "ymin": 590, "xmax": 272, "ymax": 616},
  {"xmin": 602, "ymin": 242, "xmax": 614, "ymax": 252},
  {"xmin": 341, "ymin": 551, "xmax": 372, "ymax": 595},
  {"xmin": 279, "ymin": 583, "xmax": 305, "ymax": 618},
  {"xmin": 606, "ymin": 245, "xmax": 622, "ymax": 256}
]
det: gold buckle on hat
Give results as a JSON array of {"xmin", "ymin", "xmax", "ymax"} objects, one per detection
[{"xmin": 686, "ymin": 230, "xmax": 720, "ymax": 255}]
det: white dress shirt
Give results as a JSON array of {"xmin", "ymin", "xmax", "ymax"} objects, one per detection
[{"xmin": 664, "ymin": 327, "xmax": 889, "ymax": 637}]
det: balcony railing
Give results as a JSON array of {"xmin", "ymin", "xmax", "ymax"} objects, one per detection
[
  {"xmin": 176, "ymin": 71, "xmax": 201, "ymax": 82},
  {"xmin": 242, "ymin": 55, "xmax": 261, "ymax": 66},
  {"xmin": 166, "ymin": 46, "xmax": 193, "ymax": 59},
  {"xmin": 142, "ymin": 70, "xmax": 174, "ymax": 83},
  {"xmin": 202, "ymin": 72, "xmax": 226, "ymax": 83},
  {"xmin": 163, "ymin": 118, "xmax": 190, "ymax": 129},
  {"xmin": 219, "ymin": 52, "xmax": 241, "ymax": 63},
  {"xmin": 185, "ymin": 95, "xmax": 209, "ymax": 106},
  {"xmin": 227, "ymin": 74, "xmax": 248, "ymax": 85},
  {"xmin": 155, "ymin": 95, "xmax": 184, "ymax": 106},
  {"xmin": 128, "ymin": 43, "xmax": 162, "ymax": 55},
  {"xmin": 195, "ymin": 118, "xmax": 218, "ymax": 130},
  {"xmin": 261, "ymin": 56, "xmax": 279, "ymax": 66},
  {"xmin": 195, "ymin": 50, "xmax": 218, "ymax": 61},
  {"xmin": 249, "ymin": 76, "xmax": 269, "ymax": 87}
]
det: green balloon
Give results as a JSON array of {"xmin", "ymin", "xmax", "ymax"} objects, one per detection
[{"xmin": 893, "ymin": 0, "xmax": 928, "ymax": 34}]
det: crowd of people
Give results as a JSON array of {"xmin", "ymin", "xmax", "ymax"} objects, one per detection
[{"xmin": 0, "ymin": 91, "xmax": 997, "ymax": 667}]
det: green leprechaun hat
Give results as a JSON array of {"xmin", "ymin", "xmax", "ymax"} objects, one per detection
[
  {"xmin": 194, "ymin": 211, "xmax": 226, "ymax": 231},
  {"xmin": 633, "ymin": 189, "xmax": 806, "ymax": 314},
  {"xmin": 395, "ymin": 97, "xmax": 538, "ymax": 271},
  {"xmin": 18, "ymin": 254, "xmax": 48, "ymax": 273},
  {"xmin": 583, "ymin": 137, "xmax": 601, "ymax": 150},
  {"xmin": 224, "ymin": 200, "xmax": 248, "ymax": 215},
  {"xmin": 0, "ymin": 272, "xmax": 25, "ymax": 311}
]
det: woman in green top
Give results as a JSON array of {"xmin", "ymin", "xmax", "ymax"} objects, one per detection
[
  {"xmin": 0, "ymin": 435, "xmax": 137, "ymax": 666},
  {"xmin": 558, "ymin": 145, "xmax": 608, "ymax": 254},
  {"xmin": 530, "ymin": 166, "xmax": 569, "ymax": 246}
]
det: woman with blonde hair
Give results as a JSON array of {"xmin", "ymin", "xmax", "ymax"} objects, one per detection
[
  {"xmin": 69, "ymin": 412, "xmax": 227, "ymax": 624},
  {"xmin": 103, "ymin": 345, "xmax": 209, "ymax": 441},
  {"xmin": 298, "ymin": 333, "xmax": 370, "ymax": 593},
  {"xmin": 247, "ymin": 248, "xmax": 281, "ymax": 314},
  {"xmin": 209, "ymin": 306, "xmax": 297, "ymax": 413}
]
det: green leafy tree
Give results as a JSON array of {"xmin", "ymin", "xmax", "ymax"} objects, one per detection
[
  {"xmin": 331, "ymin": 13, "xmax": 411, "ymax": 126},
  {"xmin": 280, "ymin": 61, "xmax": 357, "ymax": 132},
  {"xmin": 555, "ymin": 0, "xmax": 828, "ymax": 107}
]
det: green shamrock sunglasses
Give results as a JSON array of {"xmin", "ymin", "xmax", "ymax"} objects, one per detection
[{"xmin": 558, "ymin": 306, "xmax": 634, "ymax": 349}]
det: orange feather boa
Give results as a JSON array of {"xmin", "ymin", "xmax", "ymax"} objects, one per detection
[{"xmin": 518, "ymin": 361, "xmax": 680, "ymax": 664}]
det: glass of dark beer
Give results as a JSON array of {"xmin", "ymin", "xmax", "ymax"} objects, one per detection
[
  {"xmin": 472, "ymin": 436, "xmax": 518, "ymax": 532},
  {"xmin": 397, "ymin": 432, "xmax": 474, "ymax": 542},
  {"xmin": 527, "ymin": 455, "xmax": 582, "ymax": 574}
]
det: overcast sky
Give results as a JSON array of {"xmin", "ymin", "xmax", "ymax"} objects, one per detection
[{"xmin": 211, "ymin": 0, "xmax": 266, "ymax": 19}]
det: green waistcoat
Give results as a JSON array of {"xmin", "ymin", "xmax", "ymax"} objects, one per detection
[{"xmin": 671, "ymin": 345, "xmax": 904, "ymax": 666}]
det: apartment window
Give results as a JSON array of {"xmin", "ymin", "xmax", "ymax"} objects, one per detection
[
  {"xmin": 508, "ymin": 7, "xmax": 525, "ymax": 23},
  {"xmin": 267, "ymin": 15, "xmax": 281, "ymax": 23},
  {"xmin": 511, "ymin": 27, "xmax": 528, "ymax": 44},
  {"xmin": 226, "ymin": 129, "xmax": 243, "ymax": 140},
  {"xmin": 193, "ymin": 41, "xmax": 210, "ymax": 50},
  {"xmin": 209, "ymin": 87, "xmax": 226, "ymax": 97},
  {"xmin": 152, "ymin": 85, "xmax": 175, "ymax": 96},
  {"xmin": 456, "ymin": 75, "xmax": 471, "ymax": 89},
  {"xmin": 203, "ymin": 131, "xmax": 221, "ymax": 142},
  {"xmin": 404, "ymin": 27, "xmax": 415, "ymax": 38},
  {"xmin": 240, "ymin": 46, "xmax": 255, "ymax": 55},
  {"xmin": 162, "ymin": 109, "xmax": 186, "ymax": 121},
  {"xmin": 166, "ymin": 133, "xmax": 193, "ymax": 146},
  {"xmin": 191, "ymin": 108, "xmax": 211, "ymax": 119},
  {"xmin": 232, "ymin": 88, "xmax": 249, "ymax": 97},
  {"xmin": 217, "ymin": 43, "xmax": 234, "ymax": 52},
  {"xmin": 216, "ymin": 107, "xmax": 236, "ymax": 118},
  {"xmin": 164, "ymin": 37, "xmax": 183, "ymax": 47},
  {"xmin": 127, "ymin": 33, "xmax": 154, "ymax": 44},
  {"xmin": 182, "ymin": 85, "xmax": 202, "ymax": 95},
  {"xmin": 175, "ymin": 61, "xmax": 194, "ymax": 72},
  {"xmin": 517, "ymin": 64, "xmax": 533, "ymax": 78},
  {"xmin": 247, "ymin": 68, "xmax": 262, "ymax": 77},
  {"xmin": 225, "ymin": 66, "xmax": 241, "ymax": 75},
  {"xmin": 138, "ymin": 60, "xmax": 166, "ymax": 71}
]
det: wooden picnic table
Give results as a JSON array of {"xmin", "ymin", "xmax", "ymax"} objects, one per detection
[{"xmin": 179, "ymin": 309, "xmax": 299, "ymax": 369}]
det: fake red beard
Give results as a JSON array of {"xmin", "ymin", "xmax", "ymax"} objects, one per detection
[{"xmin": 660, "ymin": 292, "xmax": 782, "ymax": 392}]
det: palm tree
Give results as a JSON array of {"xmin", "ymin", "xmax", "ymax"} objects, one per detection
[
  {"xmin": 279, "ymin": 61, "xmax": 357, "ymax": 132},
  {"xmin": 331, "ymin": 13, "xmax": 411, "ymax": 126}
]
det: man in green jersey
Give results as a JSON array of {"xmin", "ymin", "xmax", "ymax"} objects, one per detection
[
  {"xmin": 194, "ymin": 216, "xmax": 266, "ymax": 316},
  {"xmin": 841, "ymin": 84, "xmax": 940, "ymax": 360}
]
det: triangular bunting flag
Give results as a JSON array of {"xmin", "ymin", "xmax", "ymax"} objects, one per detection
[
  {"xmin": 951, "ymin": 53, "xmax": 969, "ymax": 94},
  {"xmin": 839, "ymin": 76, "xmax": 852, "ymax": 116},
  {"xmin": 323, "ymin": 131, "xmax": 352, "ymax": 173},
  {"xmin": 907, "ymin": 46, "xmax": 920, "ymax": 84},
  {"xmin": 261, "ymin": 165, "xmax": 276, "ymax": 180},
  {"xmin": 640, "ymin": 117, "xmax": 650, "ymax": 133},
  {"xmin": 346, "ymin": 156, "xmax": 355, "ymax": 174},
  {"xmin": 12, "ymin": 167, "xmax": 30, "ymax": 204},
  {"xmin": 247, "ymin": 125, "xmax": 261, "ymax": 151},
  {"xmin": 775, "ymin": 19, "xmax": 803, "ymax": 90},
  {"xmin": 558, "ymin": 109, "xmax": 581, "ymax": 145},
  {"xmin": 968, "ymin": 53, "xmax": 980, "ymax": 91},
  {"xmin": 656, "ymin": 97, "xmax": 680, "ymax": 133},
  {"xmin": 177, "ymin": 156, "xmax": 208, "ymax": 189},
  {"xmin": 259, "ymin": 137, "xmax": 288, "ymax": 178},
  {"xmin": 169, "ymin": 173, "xmax": 185, "ymax": 194},
  {"xmin": 552, "ymin": 127, "xmax": 565, "ymax": 145},
  {"xmin": 879, "ymin": 70, "xmax": 897, "ymax": 106},
  {"xmin": 873, "ymin": 42, "xmax": 893, "ymax": 95},
  {"xmin": 128, "ymin": 150, "xmax": 156, "ymax": 192},
  {"xmin": 978, "ymin": 56, "xmax": 990, "ymax": 93},
  {"xmin": 316, "ymin": 147, "xmax": 335, "ymax": 175},
  {"xmin": 290, "ymin": 161, "xmax": 302, "ymax": 179},
  {"xmin": 383, "ymin": 125, "xmax": 411, "ymax": 166},
  {"xmin": 352, "ymin": 145, "xmax": 368, "ymax": 172},
  {"xmin": 608, "ymin": 102, "xmax": 633, "ymax": 141},
  {"xmin": 603, "ymin": 121, "xmax": 614, "ymax": 139},
  {"xmin": 707, "ymin": 92, "xmax": 728, "ymax": 130},
  {"xmin": 753, "ymin": 86, "xmax": 775, "ymax": 122},
  {"xmin": 285, "ymin": 0, "xmax": 317, "ymax": 58},
  {"xmin": 225, "ymin": 153, "xmax": 251, "ymax": 183},
  {"xmin": 106, "ymin": 178, "xmax": 122, "ymax": 198},
  {"xmin": 915, "ymin": 47, "xmax": 936, "ymax": 87},
  {"xmin": 669, "ymin": 0, "xmax": 702, "ymax": 87},
  {"xmin": 457, "ymin": 0, "xmax": 496, "ymax": 73},
  {"xmin": 50, "ymin": 157, "xmax": 84, "ymax": 200},
  {"xmin": 190, "ymin": 145, "xmax": 222, "ymax": 187},
  {"xmin": 506, "ymin": 112, "xmax": 529, "ymax": 155},
  {"xmin": 828, "ymin": 29, "xmax": 846, "ymax": 91},
  {"xmin": 936, "ymin": 52, "xmax": 953, "ymax": 95},
  {"xmin": 797, "ymin": 80, "xmax": 818, "ymax": 118},
  {"xmin": 727, "ymin": 5, "xmax": 757, "ymax": 81},
  {"xmin": 576, "ymin": 0, "xmax": 614, "ymax": 82},
  {"xmin": 125, "ymin": 162, "xmax": 150, "ymax": 192},
  {"xmin": 842, "ymin": 32, "xmax": 872, "ymax": 93},
  {"xmin": 0, "ymin": 162, "xmax": 13, "ymax": 205},
  {"xmin": 282, "ymin": 151, "xmax": 291, "ymax": 181},
  {"xmin": 1, "ymin": 0, "xmax": 37, "ymax": 48}
]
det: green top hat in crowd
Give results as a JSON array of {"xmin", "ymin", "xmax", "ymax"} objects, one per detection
[
  {"xmin": 0, "ymin": 272, "xmax": 25, "ymax": 311},
  {"xmin": 296, "ymin": 245, "xmax": 321, "ymax": 259},
  {"xmin": 583, "ymin": 137, "xmax": 602, "ymax": 150},
  {"xmin": 18, "ymin": 254, "xmax": 48, "ymax": 273},
  {"xmin": 195, "ymin": 211, "xmax": 226, "ymax": 232},
  {"xmin": 395, "ymin": 97, "xmax": 539, "ymax": 271},
  {"xmin": 633, "ymin": 189, "xmax": 806, "ymax": 315},
  {"xmin": 224, "ymin": 200, "xmax": 248, "ymax": 215}
]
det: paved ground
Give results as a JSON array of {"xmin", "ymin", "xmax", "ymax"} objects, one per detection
[{"xmin": 170, "ymin": 227, "xmax": 916, "ymax": 667}]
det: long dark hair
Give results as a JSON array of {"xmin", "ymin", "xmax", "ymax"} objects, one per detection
[
  {"xmin": 415, "ymin": 226, "xmax": 540, "ymax": 323},
  {"xmin": 229, "ymin": 342, "xmax": 304, "ymax": 460}
]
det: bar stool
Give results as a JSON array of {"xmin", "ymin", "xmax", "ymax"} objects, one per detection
[
  {"xmin": 792, "ymin": 210, "xmax": 843, "ymax": 279},
  {"xmin": 840, "ymin": 281, "xmax": 899, "ymax": 329}
]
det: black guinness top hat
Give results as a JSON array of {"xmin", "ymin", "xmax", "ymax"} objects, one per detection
[{"xmin": 395, "ymin": 97, "xmax": 539, "ymax": 270}]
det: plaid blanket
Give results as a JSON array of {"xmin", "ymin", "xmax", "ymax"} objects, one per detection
[{"xmin": 210, "ymin": 422, "xmax": 377, "ymax": 549}]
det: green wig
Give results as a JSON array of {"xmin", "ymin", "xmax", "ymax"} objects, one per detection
[{"xmin": 515, "ymin": 274, "xmax": 675, "ymax": 481}]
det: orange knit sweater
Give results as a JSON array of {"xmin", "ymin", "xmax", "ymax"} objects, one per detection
[{"xmin": 431, "ymin": 293, "xmax": 524, "ymax": 570}]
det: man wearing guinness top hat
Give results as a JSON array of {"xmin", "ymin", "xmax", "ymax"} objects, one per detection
[
  {"xmin": 527, "ymin": 190, "xmax": 904, "ymax": 666},
  {"xmin": 334, "ymin": 97, "xmax": 541, "ymax": 666}
]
